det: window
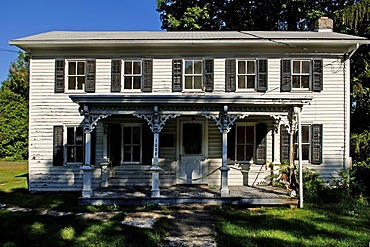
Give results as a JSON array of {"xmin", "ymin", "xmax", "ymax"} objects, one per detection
[
  {"xmin": 237, "ymin": 60, "xmax": 256, "ymax": 90},
  {"xmin": 122, "ymin": 125, "xmax": 142, "ymax": 163},
  {"xmin": 295, "ymin": 125, "xmax": 310, "ymax": 161},
  {"xmin": 292, "ymin": 60, "xmax": 310, "ymax": 89},
  {"xmin": 280, "ymin": 59, "xmax": 323, "ymax": 92},
  {"xmin": 124, "ymin": 61, "xmax": 142, "ymax": 90},
  {"xmin": 184, "ymin": 60, "xmax": 203, "ymax": 90},
  {"xmin": 236, "ymin": 125, "xmax": 255, "ymax": 162},
  {"xmin": 66, "ymin": 127, "xmax": 84, "ymax": 163},
  {"xmin": 67, "ymin": 61, "xmax": 85, "ymax": 91}
]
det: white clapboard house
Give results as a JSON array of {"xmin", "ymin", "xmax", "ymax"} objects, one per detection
[{"xmin": 10, "ymin": 17, "xmax": 368, "ymax": 199}]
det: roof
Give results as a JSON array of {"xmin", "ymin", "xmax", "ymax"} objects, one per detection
[
  {"xmin": 9, "ymin": 31, "xmax": 369, "ymax": 53},
  {"xmin": 10, "ymin": 30, "xmax": 367, "ymax": 42}
]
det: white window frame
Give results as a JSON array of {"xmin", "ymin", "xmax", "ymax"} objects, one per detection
[
  {"xmin": 183, "ymin": 59, "xmax": 203, "ymax": 92},
  {"xmin": 235, "ymin": 124, "xmax": 256, "ymax": 164},
  {"xmin": 291, "ymin": 59, "xmax": 311, "ymax": 90},
  {"xmin": 121, "ymin": 123, "xmax": 143, "ymax": 164},
  {"xmin": 64, "ymin": 126, "xmax": 84, "ymax": 165},
  {"xmin": 236, "ymin": 59, "xmax": 256, "ymax": 91},
  {"xmin": 295, "ymin": 124, "xmax": 311, "ymax": 163},
  {"xmin": 122, "ymin": 60, "xmax": 142, "ymax": 92},
  {"xmin": 66, "ymin": 60, "xmax": 86, "ymax": 93}
]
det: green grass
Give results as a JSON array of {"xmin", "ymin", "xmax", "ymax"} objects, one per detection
[
  {"xmin": 213, "ymin": 206, "xmax": 370, "ymax": 247},
  {"xmin": 0, "ymin": 161, "xmax": 28, "ymax": 192}
]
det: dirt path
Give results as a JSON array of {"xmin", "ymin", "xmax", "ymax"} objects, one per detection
[{"xmin": 162, "ymin": 207, "xmax": 217, "ymax": 247}]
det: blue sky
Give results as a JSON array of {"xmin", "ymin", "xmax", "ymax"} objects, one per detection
[{"xmin": 0, "ymin": 0, "xmax": 162, "ymax": 83}]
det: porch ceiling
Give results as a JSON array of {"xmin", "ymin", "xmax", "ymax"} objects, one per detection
[{"xmin": 70, "ymin": 94, "xmax": 312, "ymax": 116}]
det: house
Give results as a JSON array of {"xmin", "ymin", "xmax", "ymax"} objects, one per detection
[{"xmin": 10, "ymin": 18, "xmax": 368, "ymax": 199}]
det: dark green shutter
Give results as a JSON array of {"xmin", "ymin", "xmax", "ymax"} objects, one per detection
[
  {"xmin": 53, "ymin": 126, "xmax": 64, "ymax": 166},
  {"xmin": 85, "ymin": 59, "xmax": 96, "ymax": 93},
  {"xmin": 312, "ymin": 59, "xmax": 323, "ymax": 92},
  {"xmin": 311, "ymin": 124, "xmax": 323, "ymax": 164},
  {"xmin": 257, "ymin": 59, "xmax": 268, "ymax": 92},
  {"xmin": 142, "ymin": 59, "xmax": 153, "ymax": 92},
  {"xmin": 111, "ymin": 59, "xmax": 121, "ymax": 92},
  {"xmin": 172, "ymin": 59, "xmax": 183, "ymax": 92},
  {"xmin": 55, "ymin": 59, "xmax": 65, "ymax": 93},
  {"xmin": 281, "ymin": 59, "xmax": 291, "ymax": 92},
  {"xmin": 256, "ymin": 123, "xmax": 267, "ymax": 164},
  {"xmin": 280, "ymin": 125, "xmax": 290, "ymax": 164},
  {"xmin": 225, "ymin": 59, "xmax": 236, "ymax": 92},
  {"xmin": 204, "ymin": 59, "xmax": 214, "ymax": 92}
]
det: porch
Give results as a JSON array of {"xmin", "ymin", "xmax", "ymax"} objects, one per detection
[{"xmin": 78, "ymin": 185, "xmax": 297, "ymax": 206}]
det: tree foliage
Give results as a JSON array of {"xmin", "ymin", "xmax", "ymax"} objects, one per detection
[{"xmin": 0, "ymin": 52, "xmax": 29, "ymax": 160}]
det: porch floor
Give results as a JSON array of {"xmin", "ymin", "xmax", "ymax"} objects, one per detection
[{"xmin": 79, "ymin": 185, "xmax": 298, "ymax": 206}]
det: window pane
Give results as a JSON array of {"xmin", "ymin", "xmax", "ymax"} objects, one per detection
[
  {"xmin": 302, "ymin": 126, "xmax": 310, "ymax": 143},
  {"xmin": 238, "ymin": 76, "xmax": 246, "ymax": 89},
  {"xmin": 185, "ymin": 61, "xmax": 192, "ymax": 74},
  {"xmin": 247, "ymin": 61, "xmax": 255, "ymax": 74},
  {"xmin": 301, "ymin": 76, "xmax": 309, "ymax": 88},
  {"xmin": 194, "ymin": 61, "xmax": 202, "ymax": 74},
  {"xmin": 293, "ymin": 61, "xmax": 300, "ymax": 73},
  {"xmin": 124, "ymin": 77, "xmax": 132, "ymax": 89},
  {"xmin": 185, "ymin": 76, "xmax": 192, "ymax": 89},
  {"xmin": 132, "ymin": 127, "xmax": 140, "ymax": 144},
  {"xmin": 133, "ymin": 61, "xmax": 141, "ymax": 74},
  {"xmin": 302, "ymin": 144, "xmax": 309, "ymax": 160},
  {"xmin": 194, "ymin": 76, "xmax": 202, "ymax": 89},
  {"xmin": 247, "ymin": 75, "xmax": 255, "ymax": 88},
  {"xmin": 292, "ymin": 76, "xmax": 300, "ymax": 88},
  {"xmin": 67, "ymin": 147, "xmax": 74, "ymax": 162},
  {"xmin": 123, "ymin": 146, "xmax": 131, "ymax": 161},
  {"xmin": 237, "ymin": 126, "xmax": 245, "ymax": 144},
  {"xmin": 124, "ymin": 62, "xmax": 132, "ymax": 74},
  {"xmin": 77, "ymin": 62, "xmax": 85, "ymax": 75},
  {"xmin": 133, "ymin": 76, "xmax": 141, "ymax": 89},
  {"xmin": 246, "ymin": 145, "xmax": 253, "ymax": 160},
  {"xmin": 77, "ymin": 77, "xmax": 84, "ymax": 90},
  {"xmin": 75, "ymin": 127, "xmax": 83, "ymax": 145},
  {"xmin": 245, "ymin": 126, "xmax": 254, "ymax": 143},
  {"xmin": 68, "ymin": 77, "xmax": 76, "ymax": 90},
  {"xmin": 124, "ymin": 127, "xmax": 131, "ymax": 144},
  {"xmin": 237, "ymin": 145, "xmax": 245, "ymax": 160},
  {"xmin": 302, "ymin": 61, "xmax": 310, "ymax": 73},
  {"xmin": 67, "ymin": 128, "xmax": 74, "ymax": 144},
  {"xmin": 76, "ymin": 147, "xmax": 84, "ymax": 162},
  {"xmin": 238, "ymin": 61, "xmax": 246, "ymax": 74},
  {"xmin": 69, "ymin": 62, "xmax": 76, "ymax": 75},
  {"xmin": 133, "ymin": 146, "xmax": 140, "ymax": 162}
]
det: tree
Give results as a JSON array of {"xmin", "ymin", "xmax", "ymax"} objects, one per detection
[{"xmin": 0, "ymin": 51, "xmax": 29, "ymax": 160}]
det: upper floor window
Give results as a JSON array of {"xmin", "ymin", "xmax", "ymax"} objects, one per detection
[
  {"xmin": 111, "ymin": 59, "xmax": 153, "ymax": 93},
  {"xmin": 281, "ymin": 59, "xmax": 323, "ymax": 92},
  {"xmin": 124, "ymin": 61, "xmax": 142, "ymax": 90},
  {"xmin": 237, "ymin": 60, "xmax": 256, "ymax": 90},
  {"xmin": 172, "ymin": 59, "xmax": 214, "ymax": 92},
  {"xmin": 67, "ymin": 61, "xmax": 85, "ymax": 91},
  {"xmin": 54, "ymin": 59, "xmax": 96, "ymax": 93},
  {"xmin": 225, "ymin": 59, "xmax": 268, "ymax": 92},
  {"xmin": 184, "ymin": 60, "xmax": 203, "ymax": 90}
]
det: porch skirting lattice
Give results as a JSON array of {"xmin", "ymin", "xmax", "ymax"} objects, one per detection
[{"xmin": 79, "ymin": 185, "xmax": 298, "ymax": 206}]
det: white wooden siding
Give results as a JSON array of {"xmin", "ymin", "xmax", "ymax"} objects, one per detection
[{"xmin": 28, "ymin": 56, "xmax": 347, "ymax": 190}]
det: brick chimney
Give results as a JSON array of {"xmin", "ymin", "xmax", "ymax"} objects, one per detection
[{"xmin": 315, "ymin": 17, "xmax": 333, "ymax": 32}]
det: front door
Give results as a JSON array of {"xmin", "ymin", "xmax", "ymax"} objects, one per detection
[{"xmin": 179, "ymin": 121, "xmax": 206, "ymax": 184}]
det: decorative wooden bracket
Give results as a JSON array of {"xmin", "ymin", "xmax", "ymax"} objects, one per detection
[
  {"xmin": 80, "ymin": 105, "xmax": 111, "ymax": 132},
  {"xmin": 203, "ymin": 105, "xmax": 247, "ymax": 133}
]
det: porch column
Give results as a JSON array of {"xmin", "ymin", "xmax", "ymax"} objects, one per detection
[
  {"xmin": 80, "ymin": 105, "xmax": 111, "ymax": 198},
  {"xmin": 272, "ymin": 118, "xmax": 281, "ymax": 165},
  {"xmin": 204, "ymin": 106, "xmax": 247, "ymax": 197},
  {"xmin": 295, "ymin": 106, "xmax": 304, "ymax": 208},
  {"xmin": 134, "ymin": 105, "xmax": 179, "ymax": 197},
  {"xmin": 288, "ymin": 108, "xmax": 299, "ymax": 196}
]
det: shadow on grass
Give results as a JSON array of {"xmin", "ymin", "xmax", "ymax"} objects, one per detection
[
  {"xmin": 0, "ymin": 210, "xmax": 166, "ymax": 247},
  {"xmin": 212, "ymin": 206, "xmax": 370, "ymax": 247}
]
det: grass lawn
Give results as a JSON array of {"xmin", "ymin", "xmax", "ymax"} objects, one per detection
[{"xmin": 1, "ymin": 162, "xmax": 370, "ymax": 246}]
